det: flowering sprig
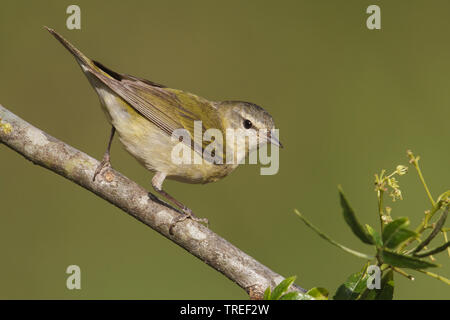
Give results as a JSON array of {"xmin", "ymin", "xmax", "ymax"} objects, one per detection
[
  {"xmin": 374, "ymin": 165, "xmax": 408, "ymax": 228},
  {"xmin": 293, "ymin": 150, "xmax": 449, "ymax": 300}
]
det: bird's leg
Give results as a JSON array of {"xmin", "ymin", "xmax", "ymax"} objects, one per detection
[
  {"xmin": 151, "ymin": 172, "xmax": 209, "ymax": 233},
  {"xmin": 93, "ymin": 126, "xmax": 116, "ymax": 181}
]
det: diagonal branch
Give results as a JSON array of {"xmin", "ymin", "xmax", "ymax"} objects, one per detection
[{"xmin": 0, "ymin": 104, "xmax": 305, "ymax": 299}]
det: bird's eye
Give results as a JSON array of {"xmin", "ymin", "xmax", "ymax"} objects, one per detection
[{"xmin": 243, "ymin": 119, "xmax": 253, "ymax": 129}]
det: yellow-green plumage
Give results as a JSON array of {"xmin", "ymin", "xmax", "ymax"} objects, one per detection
[
  {"xmin": 45, "ymin": 27, "xmax": 281, "ymax": 224},
  {"xmin": 97, "ymin": 89, "xmax": 237, "ymax": 184}
]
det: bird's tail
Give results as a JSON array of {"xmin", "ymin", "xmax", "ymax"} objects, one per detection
[{"xmin": 45, "ymin": 26, "xmax": 95, "ymax": 69}]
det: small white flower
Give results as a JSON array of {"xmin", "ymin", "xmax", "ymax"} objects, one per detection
[{"xmin": 396, "ymin": 165, "xmax": 408, "ymax": 176}]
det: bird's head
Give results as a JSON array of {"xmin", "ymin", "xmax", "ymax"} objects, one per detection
[{"xmin": 216, "ymin": 101, "xmax": 282, "ymax": 158}]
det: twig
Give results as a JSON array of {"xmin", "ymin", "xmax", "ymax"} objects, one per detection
[
  {"xmin": 417, "ymin": 270, "xmax": 450, "ymax": 285},
  {"xmin": 390, "ymin": 266, "xmax": 415, "ymax": 281},
  {"xmin": 0, "ymin": 104, "xmax": 306, "ymax": 299},
  {"xmin": 407, "ymin": 150, "xmax": 435, "ymax": 207}
]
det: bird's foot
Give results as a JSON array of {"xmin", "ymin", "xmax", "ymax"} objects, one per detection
[
  {"xmin": 93, "ymin": 154, "xmax": 111, "ymax": 181},
  {"xmin": 169, "ymin": 207, "xmax": 209, "ymax": 235}
]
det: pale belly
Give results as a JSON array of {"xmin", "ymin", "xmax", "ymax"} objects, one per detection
[{"xmin": 95, "ymin": 86, "xmax": 237, "ymax": 184}]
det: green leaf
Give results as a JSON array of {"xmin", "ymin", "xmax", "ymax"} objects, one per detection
[
  {"xmin": 376, "ymin": 270, "xmax": 394, "ymax": 300},
  {"xmin": 382, "ymin": 217, "xmax": 409, "ymax": 243},
  {"xmin": 382, "ymin": 217, "xmax": 418, "ymax": 249},
  {"xmin": 271, "ymin": 276, "xmax": 296, "ymax": 300},
  {"xmin": 333, "ymin": 263, "xmax": 370, "ymax": 300},
  {"xmin": 413, "ymin": 207, "xmax": 448, "ymax": 253},
  {"xmin": 263, "ymin": 286, "xmax": 271, "ymax": 300},
  {"xmin": 381, "ymin": 250, "xmax": 439, "ymax": 269},
  {"xmin": 413, "ymin": 241, "xmax": 450, "ymax": 258},
  {"xmin": 279, "ymin": 292, "xmax": 304, "ymax": 300},
  {"xmin": 338, "ymin": 186, "xmax": 374, "ymax": 245},
  {"xmin": 294, "ymin": 210, "xmax": 374, "ymax": 260},
  {"xmin": 384, "ymin": 228, "xmax": 418, "ymax": 249},
  {"xmin": 436, "ymin": 190, "xmax": 450, "ymax": 203},
  {"xmin": 306, "ymin": 287, "xmax": 329, "ymax": 300},
  {"xmin": 366, "ymin": 224, "xmax": 383, "ymax": 248}
]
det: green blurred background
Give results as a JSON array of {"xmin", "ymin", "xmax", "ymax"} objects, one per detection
[{"xmin": 1, "ymin": 0, "xmax": 449, "ymax": 299}]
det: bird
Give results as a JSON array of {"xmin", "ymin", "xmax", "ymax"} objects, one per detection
[{"xmin": 45, "ymin": 27, "xmax": 282, "ymax": 231}]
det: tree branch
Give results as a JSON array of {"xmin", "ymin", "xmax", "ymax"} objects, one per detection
[{"xmin": 0, "ymin": 104, "xmax": 306, "ymax": 299}]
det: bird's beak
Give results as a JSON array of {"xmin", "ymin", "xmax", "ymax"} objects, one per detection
[{"xmin": 267, "ymin": 131, "xmax": 284, "ymax": 148}]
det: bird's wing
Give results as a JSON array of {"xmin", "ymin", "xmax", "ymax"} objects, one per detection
[
  {"xmin": 93, "ymin": 63, "xmax": 225, "ymax": 163},
  {"xmin": 45, "ymin": 27, "xmax": 224, "ymax": 163}
]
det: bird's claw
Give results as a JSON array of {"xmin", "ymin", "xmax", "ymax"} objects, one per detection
[
  {"xmin": 169, "ymin": 207, "xmax": 209, "ymax": 235},
  {"xmin": 93, "ymin": 156, "xmax": 111, "ymax": 181}
]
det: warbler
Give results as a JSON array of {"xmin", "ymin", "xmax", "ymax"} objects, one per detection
[{"xmin": 45, "ymin": 27, "xmax": 282, "ymax": 228}]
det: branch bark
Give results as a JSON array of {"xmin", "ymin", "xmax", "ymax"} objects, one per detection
[{"xmin": 0, "ymin": 104, "xmax": 306, "ymax": 299}]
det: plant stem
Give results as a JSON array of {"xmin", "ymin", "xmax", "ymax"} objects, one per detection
[
  {"xmin": 408, "ymin": 151, "xmax": 435, "ymax": 207},
  {"xmin": 294, "ymin": 210, "xmax": 374, "ymax": 260},
  {"xmin": 421, "ymin": 205, "xmax": 441, "ymax": 231},
  {"xmin": 377, "ymin": 189, "xmax": 385, "ymax": 231},
  {"xmin": 417, "ymin": 269, "xmax": 450, "ymax": 285},
  {"xmin": 391, "ymin": 267, "xmax": 414, "ymax": 281},
  {"xmin": 400, "ymin": 204, "xmax": 442, "ymax": 252}
]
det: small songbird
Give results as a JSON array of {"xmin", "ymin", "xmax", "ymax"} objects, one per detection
[{"xmin": 45, "ymin": 27, "xmax": 282, "ymax": 228}]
